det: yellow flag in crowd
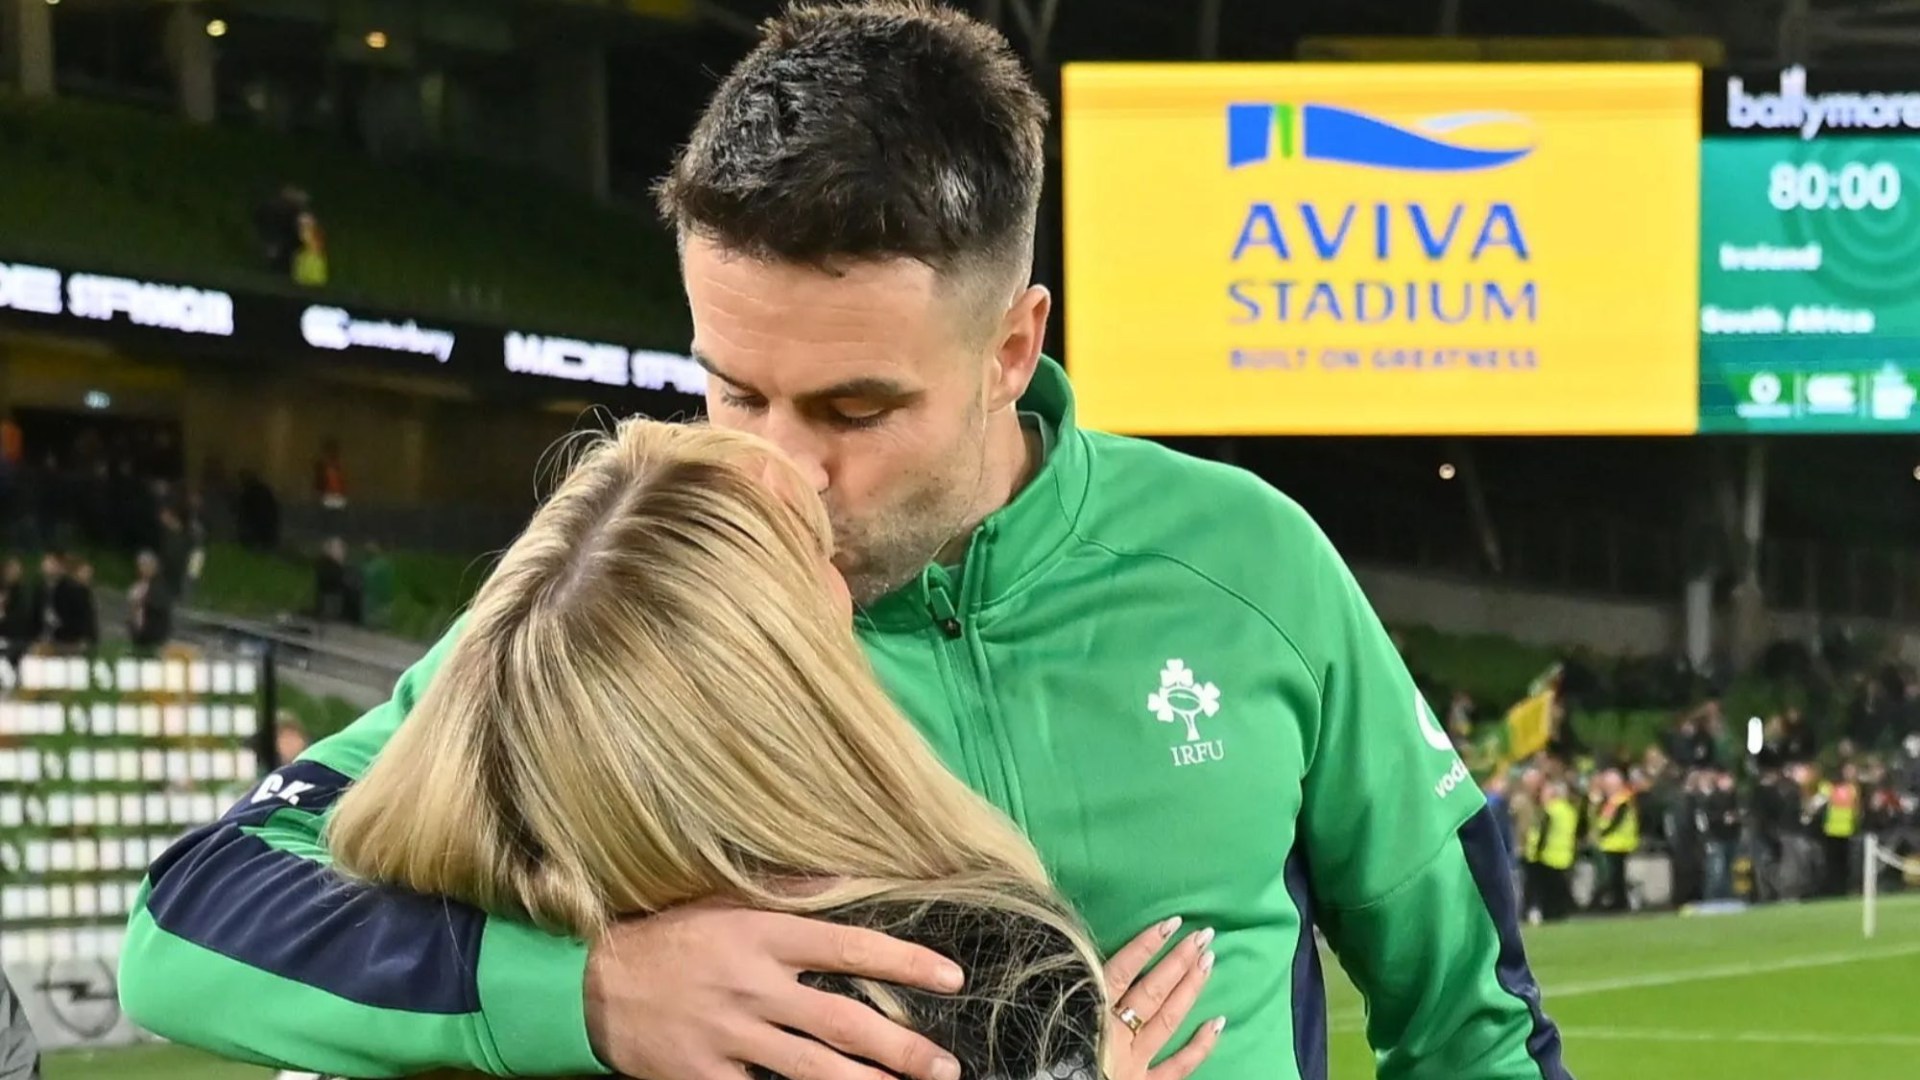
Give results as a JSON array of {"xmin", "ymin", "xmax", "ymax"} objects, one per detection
[{"xmin": 1505, "ymin": 686, "xmax": 1557, "ymax": 761}]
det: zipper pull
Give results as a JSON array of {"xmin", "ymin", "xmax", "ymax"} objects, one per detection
[{"xmin": 923, "ymin": 567, "xmax": 963, "ymax": 639}]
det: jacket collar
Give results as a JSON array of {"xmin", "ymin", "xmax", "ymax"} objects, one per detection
[{"xmin": 856, "ymin": 357, "xmax": 1090, "ymax": 633}]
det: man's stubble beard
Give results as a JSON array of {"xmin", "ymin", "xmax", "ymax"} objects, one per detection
[{"xmin": 838, "ymin": 404, "xmax": 992, "ymax": 609}]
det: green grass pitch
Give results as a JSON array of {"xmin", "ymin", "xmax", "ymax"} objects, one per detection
[{"xmin": 45, "ymin": 895, "xmax": 1920, "ymax": 1080}]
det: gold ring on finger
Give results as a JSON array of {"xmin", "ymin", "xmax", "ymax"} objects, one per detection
[{"xmin": 1116, "ymin": 1006, "xmax": 1145, "ymax": 1035}]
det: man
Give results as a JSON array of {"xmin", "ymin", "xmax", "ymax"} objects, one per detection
[
  {"xmin": 1534, "ymin": 781, "xmax": 1579, "ymax": 923},
  {"xmin": 1810, "ymin": 763, "xmax": 1861, "ymax": 897},
  {"xmin": 1702, "ymin": 770, "xmax": 1742, "ymax": 902},
  {"xmin": 274, "ymin": 713, "xmax": 311, "ymax": 769},
  {"xmin": 126, "ymin": 550, "xmax": 175, "ymax": 653},
  {"xmin": 1589, "ymin": 770, "xmax": 1639, "ymax": 912},
  {"xmin": 118, "ymin": 5, "xmax": 1568, "ymax": 1080}
]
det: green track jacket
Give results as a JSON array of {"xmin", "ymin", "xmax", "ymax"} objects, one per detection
[{"xmin": 119, "ymin": 359, "xmax": 1569, "ymax": 1080}]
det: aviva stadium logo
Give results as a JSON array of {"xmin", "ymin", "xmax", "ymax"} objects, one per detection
[{"xmin": 1227, "ymin": 102, "xmax": 1536, "ymax": 172}]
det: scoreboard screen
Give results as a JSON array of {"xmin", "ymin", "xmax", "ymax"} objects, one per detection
[{"xmin": 1701, "ymin": 67, "xmax": 1920, "ymax": 431}]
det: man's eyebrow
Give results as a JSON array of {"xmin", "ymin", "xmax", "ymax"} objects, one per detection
[
  {"xmin": 801, "ymin": 377, "xmax": 921, "ymax": 403},
  {"xmin": 691, "ymin": 351, "xmax": 920, "ymax": 404},
  {"xmin": 691, "ymin": 350, "xmax": 742, "ymax": 387}
]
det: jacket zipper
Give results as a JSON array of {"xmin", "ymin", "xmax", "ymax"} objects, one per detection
[
  {"xmin": 925, "ymin": 569, "xmax": 963, "ymax": 639},
  {"xmin": 920, "ymin": 532, "xmax": 1020, "ymax": 819}
]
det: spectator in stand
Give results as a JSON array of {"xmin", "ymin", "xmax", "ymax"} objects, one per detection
[
  {"xmin": 1663, "ymin": 770, "xmax": 1706, "ymax": 906},
  {"xmin": 44, "ymin": 555, "xmax": 98, "ymax": 655},
  {"xmin": 1779, "ymin": 708, "xmax": 1817, "ymax": 763},
  {"xmin": 313, "ymin": 438, "xmax": 348, "ymax": 531},
  {"xmin": 1703, "ymin": 770, "xmax": 1741, "ymax": 901},
  {"xmin": 1899, "ymin": 735, "xmax": 1920, "ymax": 797},
  {"xmin": 1447, "ymin": 689, "xmax": 1475, "ymax": 733},
  {"xmin": 312, "ymin": 537, "xmax": 362, "ymax": 626},
  {"xmin": 1589, "ymin": 769, "xmax": 1640, "ymax": 912},
  {"xmin": 1530, "ymin": 780, "xmax": 1579, "ymax": 923},
  {"xmin": 157, "ymin": 506, "xmax": 192, "ymax": 599},
  {"xmin": 275, "ymin": 713, "xmax": 309, "ymax": 768},
  {"xmin": 27, "ymin": 551, "xmax": 65, "ymax": 645},
  {"xmin": 1757, "ymin": 714, "xmax": 1794, "ymax": 770},
  {"xmin": 235, "ymin": 470, "xmax": 281, "ymax": 551},
  {"xmin": 1668, "ymin": 709, "xmax": 1718, "ymax": 771},
  {"xmin": 254, "ymin": 184, "xmax": 310, "ymax": 276},
  {"xmin": 1778, "ymin": 763, "xmax": 1824, "ymax": 898},
  {"xmin": 357, "ymin": 541, "xmax": 393, "ymax": 629},
  {"xmin": 0, "ymin": 557, "xmax": 25, "ymax": 665},
  {"xmin": 293, "ymin": 207, "xmax": 329, "ymax": 287},
  {"xmin": 127, "ymin": 551, "xmax": 175, "ymax": 654},
  {"xmin": 1810, "ymin": 762, "xmax": 1862, "ymax": 897}
]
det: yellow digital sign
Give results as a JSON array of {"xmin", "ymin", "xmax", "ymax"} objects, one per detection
[{"xmin": 1061, "ymin": 64, "xmax": 1702, "ymax": 435}]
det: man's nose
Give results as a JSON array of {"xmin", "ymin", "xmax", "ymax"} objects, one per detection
[{"xmin": 760, "ymin": 414, "xmax": 831, "ymax": 494}]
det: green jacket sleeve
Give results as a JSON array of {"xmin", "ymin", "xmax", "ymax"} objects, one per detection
[
  {"xmin": 117, "ymin": 617, "xmax": 607, "ymax": 1077},
  {"xmin": 1291, "ymin": 525, "xmax": 1572, "ymax": 1080}
]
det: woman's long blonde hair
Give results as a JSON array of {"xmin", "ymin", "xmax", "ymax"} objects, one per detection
[{"xmin": 326, "ymin": 419, "xmax": 1104, "ymax": 1067}]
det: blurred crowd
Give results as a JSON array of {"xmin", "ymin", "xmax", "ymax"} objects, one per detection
[
  {"xmin": 0, "ymin": 415, "xmax": 206, "ymax": 654},
  {"xmin": 1430, "ymin": 636, "xmax": 1920, "ymax": 919}
]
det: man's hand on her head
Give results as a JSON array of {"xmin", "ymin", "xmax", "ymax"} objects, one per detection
[{"xmin": 585, "ymin": 901, "xmax": 966, "ymax": 1080}]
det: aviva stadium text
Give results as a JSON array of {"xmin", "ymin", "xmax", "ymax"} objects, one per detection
[{"xmin": 1224, "ymin": 200, "xmax": 1537, "ymax": 325}]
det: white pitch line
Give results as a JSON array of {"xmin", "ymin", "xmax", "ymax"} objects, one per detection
[
  {"xmin": 1557, "ymin": 1026, "xmax": 1920, "ymax": 1048},
  {"xmin": 1534, "ymin": 941, "xmax": 1920, "ymax": 999},
  {"xmin": 1328, "ymin": 941, "xmax": 1920, "ymax": 1032}
]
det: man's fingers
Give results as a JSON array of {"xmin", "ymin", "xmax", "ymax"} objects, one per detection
[
  {"xmin": 1135, "ymin": 944, "xmax": 1214, "ymax": 1061},
  {"xmin": 1145, "ymin": 1017, "xmax": 1225, "ymax": 1080},
  {"xmin": 745, "ymin": 1028, "xmax": 900, "ymax": 1080},
  {"xmin": 778, "ymin": 986, "xmax": 961, "ymax": 1080},
  {"xmin": 774, "ymin": 918, "xmax": 965, "ymax": 993},
  {"xmin": 1103, "ymin": 916, "xmax": 1183, "ymax": 1000}
]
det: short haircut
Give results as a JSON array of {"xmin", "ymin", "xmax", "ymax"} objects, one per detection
[{"xmin": 656, "ymin": 1, "xmax": 1048, "ymax": 285}]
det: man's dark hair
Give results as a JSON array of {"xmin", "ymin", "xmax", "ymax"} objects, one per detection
[{"xmin": 656, "ymin": 1, "xmax": 1048, "ymax": 285}]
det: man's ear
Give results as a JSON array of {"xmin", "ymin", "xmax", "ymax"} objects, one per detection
[{"xmin": 986, "ymin": 284, "xmax": 1051, "ymax": 413}]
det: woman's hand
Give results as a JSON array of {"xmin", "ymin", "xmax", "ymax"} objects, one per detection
[{"xmin": 1101, "ymin": 918, "xmax": 1224, "ymax": 1080}]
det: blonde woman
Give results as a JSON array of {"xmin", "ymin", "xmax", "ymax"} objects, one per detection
[{"xmin": 322, "ymin": 420, "xmax": 1217, "ymax": 1080}]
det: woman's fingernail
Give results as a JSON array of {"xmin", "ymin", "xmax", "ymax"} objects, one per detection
[
  {"xmin": 1211, "ymin": 1017, "xmax": 1228, "ymax": 1035},
  {"xmin": 1201, "ymin": 950, "xmax": 1216, "ymax": 974},
  {"xmin": 1159, "ymin": 915, "xmax": 1183, "ymax": 938},
  {"xmin": 933, "ymin": 1056, "xmax": 962, "ymax": 1080},
  {"xmin": 1195, "ymin": 927, "xmax": 1217, "ymax": 950},
  {"xmin": 937, "ymin": 963, "xmax": 965, "ymax": 991}
]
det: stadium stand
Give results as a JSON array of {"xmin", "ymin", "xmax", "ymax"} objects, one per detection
[{"xmin": 0, "ymin": 93, "xmax": 687, "ymax": 344}]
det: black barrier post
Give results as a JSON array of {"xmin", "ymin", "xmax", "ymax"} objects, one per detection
[{"xmin": 257, "ymin": 641, "xmax": 279, "ymax": 774}]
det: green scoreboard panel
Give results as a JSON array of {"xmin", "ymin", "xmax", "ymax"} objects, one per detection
[{"xmin": 1701, "ymin": 68, "xmax": 1920, "ymax": 431}]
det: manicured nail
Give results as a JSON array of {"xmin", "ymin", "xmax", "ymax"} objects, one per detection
[
  {"xmin": 1159, "ymin": 915, "xmax": 1183, "ymax": 938},
  {"xmin": 1201, "ymin": 950, "xmax": 1216, "ymax": 974},
  {"xmin": 1210, "ymin": 1017, "xmax": 1228, "ymax": 1035},
  {"xmin": 1195, "ymin": 927, "xmax": 1217, "ymax": 950},
  {"xmin": 933, "ymin": 1057, "xmax": 962, "ymax": 1080},
  {"xmin": 937, "ymin": 963, "xmax": 965, "ymax": 991}
]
